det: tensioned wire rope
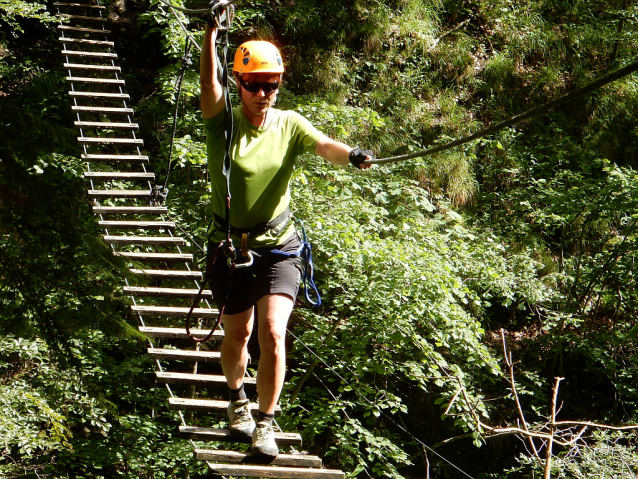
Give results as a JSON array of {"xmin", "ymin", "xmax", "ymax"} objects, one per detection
[
  {"xmin": 286, "ymin": 328, "xmax": 476, "ymax": 479},
  {"xmin": 366, "ymin": 59, "xmax": 638, "ymax": 165}
]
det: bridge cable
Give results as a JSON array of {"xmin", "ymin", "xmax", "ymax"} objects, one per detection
[
  {"xmin": 287, "ymin": 329, "xmax": 477, "ymax": 479},
  {"xmin": 367, "ymin": 58, "xmax": 638, "ymax": 166}
]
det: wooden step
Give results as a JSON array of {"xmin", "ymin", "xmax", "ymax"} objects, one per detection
[
  {"xmin": 59, "ymin": 37, "xmax": 113, "ymax": 46},
  {"xmin": 58, "ymin": 25, "xmax": 110, "ymax": 34},
  {"xmin": 156, "ymin": 371, "xmax": 253, "ymax": 386},
  {"xmin": 85, "ymin": 171, "xmax": 152, "ymax": 180},
  {"xmin": 131, "ymin": 305, "xmax": 218, "ymax": 318},
  {"xmin": 70, "ymin": 91, "xmax": 129, "ymax": 99},
  {"xmin": 148, "ymin": 349, "xmax": 221, "ymax": 362},
  {"xmin": 103, "ymin": 235, "xmax": 185, "ymax": 246},
  {"xmin": 54, "ymin": 3, "xmax": 107, "ymax": 9},
  {"xmin": 67, "ymin": 77, "xmax": 125, "ymax": 85},
  {"xmin": 56, "ymin": 13, "xmax": 107, "ymax": 22},
  {"xmin": 179, "ymin": 426, "xmax": 302, "ymax": 446},
  {"xmin": 93, "ymin": 206, "xmax": 166, "ymax": 215},
  {"xmin": 115, "ymin": 252, "xmax": 192, "ymax": 262},
  {"xmin": 129, "ymin": 269, "xmax": 202, "ymax": 280},
  {"xmin": 76, "ymin": 121, "xmax": 138, "ymax": 130},
  {"xmin": 123, "ymin": 286, "xmax": 213, "ymax": 299},
  {"xmin": 104, "ymin": 235, "xmax": 183, "ymax": 245},
  {"xmin": 98, "ymin": 220, "xmax": 174, "ymax": 229},
  {"xmin": 207, "ymin": 464, "xmax": 344, "ymax": 479},
  {"xmin": 169, "ymin": 398, "xmax": 280, "ymax": 415},
  {"xmin": 194, "ymin": 449, "xmax": 322, "ymax": 468},
  {"xmin": 88, "ymin": 189, "xmax": 150, "ymax": 198},
  {"xmin": 139, "ymin": 326, "xmax": 223, "ymax": 340},
  {"xmin": 64, "ymin": 63, "xmax": 121, "ymax": 72},
  {"xmin": 62, "ymin": 50, "xmax": 117, "ymax": 59},
  {"xmin": 79, "ymin": 138, "xmax": 143, "ymax": 146},
  {"xmin": 82, "ymin": 154, "xmax": 148, "ymax": 163},
  {"xmin": 73, "ymin": 106, "xmax": 133, "ymax": 114}
]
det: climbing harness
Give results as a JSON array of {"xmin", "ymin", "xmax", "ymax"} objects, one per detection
[{"xmin": 366, "ymin": 58, "xmax": 638, "ymax": 166}]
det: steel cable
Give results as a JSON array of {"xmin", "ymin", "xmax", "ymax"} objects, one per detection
[{"xmin": 368, "ymin": 58, "xmax": 638, "ymax": 165}]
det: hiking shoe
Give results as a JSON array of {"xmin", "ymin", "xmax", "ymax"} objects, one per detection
[
  {"xmin": 251, "ymin": 421, "xmax": 278, "ymax": 458},
  {"xmin": 227, "ymin": 399, "xmax": 256, "ymax": 437}
]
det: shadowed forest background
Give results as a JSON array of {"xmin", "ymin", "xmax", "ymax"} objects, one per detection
[{"xmin": 2, "ymin": 0, "xmax": 638, "ymax": 477}]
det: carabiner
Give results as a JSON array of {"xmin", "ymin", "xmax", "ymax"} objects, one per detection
[{"xmin": 229, "ymin": 250, "xmax": 253, "ymax": 268}]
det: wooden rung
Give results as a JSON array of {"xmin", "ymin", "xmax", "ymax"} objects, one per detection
[
  {"xmin": 78, "ymin": 138, "xmax": 143, "ymax": 146},
  {"xmin": 139, "ymin": 326, "xmax": 223, "ymax": 340},
  {"xmin": 156, "ymin": 371, "xmax": 252, "ymax": 386},
  {"xmin": 82, "ymin": 154, "xmax": 148, "ymax": 162},
  {"xmin": 64, "ymin": 63, "xmax": 121, "ymax": 72},
  {"xmin": 93, "ymin": 206, "xmax": 167, "ymax": 214},
  {"xmin": 59, "ymin": 37, "xmax": 113, "ymax": 46},
  {"xmin": 72, "ymin": 106, "xmax": 133, "ymax": 114},
  {"xmin": 179, "ymin": 426, "xmax": 301, "ymax": 446},
  {"xmin": 67, "ymin": 77, "xmax": 125, "ymax": 85},
  {"xmin": 123, "ymin": 287, "xmax": 213, "ymax": 299},
  {"xmin": 75, "ymin": 121, "xmax": 138, "ymax": 130},
  {"xmin": 69, "ymin": 91, "xmax": 129, "ymax": 99},
  {"xmin": 115, "ymin": 252, "xmax": 191, "ymax": 262},
  {"xmin": 195, "ymin": 450, "xmax": 321, "ymax": 469},
  {"xmin": 88, "ymin": 189, "xmax": 150, "ymax": 198},
  {"xmin": 58, "ymin": 25, "xmax": 110, "ymax": 34},
  {"xmin": 84, "ymin": 171, "xmax": 153, "ymax": 180},
  {"xmin": 129, "ymin": 269, "xmax": 203, "ymax": 280},
  {"xmin": 103, "ymin": 235, "xmax": 185, "ymax": 245},
  {"xmin": 169, "ymin": 398, "xmax": 280, "ymax": 415},
  {"xmin": 99, "ymin": 220, "xmax": 174, "ymax": 229},
  {"xmin": 56, "ymin": 13, "xmax": 107, "ymax": 22},
  {"xmin": 149, "ymin": 349, "xmax": 221, "ymax": 363},
  {"xmin": 62, "ymin": 50, "xmax": 117, "ymax": 58},
  {"xmin": 131, "ymin": 305, "xmax": 218, "ymax": 318},
  {"xmin": 207, "ymin": 464, "xmax": 344, "ymax": 479},
  {"xmin": 54, "ymin": 3, "xmax": 107, "ymax": 9}
]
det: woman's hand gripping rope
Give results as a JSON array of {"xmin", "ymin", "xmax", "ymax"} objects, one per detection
[{"xmin": 206, "ymin": 0, "xmax": 234, "ymax": 31}]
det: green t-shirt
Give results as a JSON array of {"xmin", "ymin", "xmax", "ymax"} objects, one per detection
[{"xmin": 205, "ymin": 105, "xmax": 325, "ymax": 247}]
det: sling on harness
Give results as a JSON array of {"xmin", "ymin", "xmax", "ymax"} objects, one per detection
[{"xmin": 269, "ymin": 219, "xmax": 322, "ymax": 307}]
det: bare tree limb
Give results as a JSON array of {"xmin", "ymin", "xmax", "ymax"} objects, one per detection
[{"xmin": 502, "ymin": 329, "xmax": 542, "ymax": 463}]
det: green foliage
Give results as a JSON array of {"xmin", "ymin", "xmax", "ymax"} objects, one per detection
[
  {"xmin": 0, "ymin": 0, "xmax": 55, "ymax": 36},
  {"xmin": 0, "ymin": 334, "xmax": 204, "ymax": 478}
]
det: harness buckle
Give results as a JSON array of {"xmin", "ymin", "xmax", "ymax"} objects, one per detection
[{"xmin": 241, "ymin": 232, "xmax": 250, "ymax": 257}]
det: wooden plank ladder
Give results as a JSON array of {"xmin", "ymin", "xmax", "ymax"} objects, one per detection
[{"xmin": 53, "ymin": 2, "xmax": 344, "ymax": 478}]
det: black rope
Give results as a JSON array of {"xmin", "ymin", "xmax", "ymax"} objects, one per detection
[
  {"xmin": 157, "ymin": 0, "xmax": 243, "ymax": 15},
  {"xmin": 184, "ymin": 6, "xmax": 236, "ymax": 342},
  {"xmin": 367, "ymin": 58, "xmax": 638, "ymax": 165},
  {"xmin": 150, "ymin": 39, "xmax": 193, "ymax": 206}
]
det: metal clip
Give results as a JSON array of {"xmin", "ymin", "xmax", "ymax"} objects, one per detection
[{"xmin": 229, "ymin": 250, "xmax": 253, "ymax": 268}]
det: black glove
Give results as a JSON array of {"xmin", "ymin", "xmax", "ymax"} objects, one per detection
[{"xmin": 349, "ymin": 148, "xmax": 374, "ymax": 168}]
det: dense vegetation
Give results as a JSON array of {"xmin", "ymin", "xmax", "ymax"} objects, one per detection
[{"xmin": 2, "ymin": 0, "xmax": 638, "ymax": 477}]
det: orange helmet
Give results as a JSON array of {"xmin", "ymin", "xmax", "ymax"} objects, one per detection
[{"xmin": 233, "ymin": 40, "xmax": 284, "ymax": 75}]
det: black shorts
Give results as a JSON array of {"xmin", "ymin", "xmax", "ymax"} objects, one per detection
[{"xmin": 207, "ymin": 234, "xmax": 302, "ymax": 315}]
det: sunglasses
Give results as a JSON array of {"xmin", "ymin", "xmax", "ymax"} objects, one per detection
[{"xmin": 239, "ymin": 78, "xmax": 280, "ymax": 93}]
